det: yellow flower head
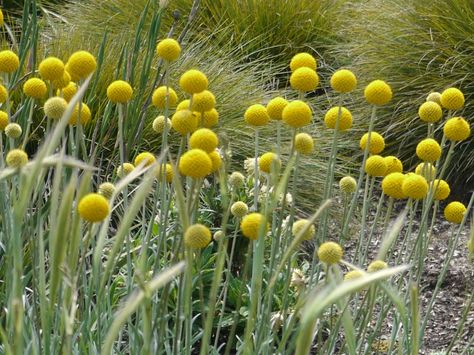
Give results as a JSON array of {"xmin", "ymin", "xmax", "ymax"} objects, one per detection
[
  {"xmin": 416, "ymin": 138, "xmax": 441, "ymax": 162},
  {"xmin": 432, "ymin": 179, "xmax": 450, "ymax": 201},
  {"xmin": 202, "ymin": 108, "xmax": 219, "ymax": 128},
  {"xmin": 294, "ymin": 133, "xmax": 314, "ymax": 155},
  {"xmin": 61, "ymin": 82, "xmax": 78, "ymax": 102},
  {"xmin": 330, "ymin": 69, "xmax": 357, "ymax": 93},
  {"xmin": 324, "ymin": 106, "xmax": 353, "ymax": 131},
  {"xmin": 426, "ymin": 92, "xmax": 441, "ymax": 105},
  {"xmin": 244, "ymin": 104, "xmax": 270, "ymax": 127},
  {"xmin": 418, "ymin": 101, "xmax": 442, "ymax": 123},
  {"xmin": 440, "ymin": 88, "xmax": 464, "ymax": 110},
  {"xmin": 179, "ymin": 149, "xmax": 212, "ymax": 178},
  {"xmin": 152, "ymin": 86, "xmax": 178, "ymax": 108},
  {"xmin": 443, "ymin": 117, "xmax": 470, "ymax": 141},
  {"xmin": 117, "ymin": 162, "xmax": 135, "ymax": 177},
  {"xmin": 152, "ymin": 115, "xmax": 171, "ymax": 134},
  {"xmin": 208, "ymin": 150, "xmax": 222, "ymax": 173},
  {"xmin": 189, "ymin": 128, "xmax": 218, "ymax": 153},
  {"xmin": 5, "ymin": 123, "xmax": 22, "ymax": 138},
  {"xmin": 360, "ymin": 132, "xmax": 385, "ymax": 154},
  {"xmin": 78, "ymin": 193, "xmax": 110, "ymax": 223},
  {"xmin": 290, "ymin": 67, "xmax": 319, "ymax": 92},
  {"xmin": 402, "ymin": 173, "xmax": 428, "ymax": 200},
  {"xmin": 69, "ymin": 103, "xmax": 91, "ymax": 126},
  {"xmin": 0, "ymin": 84, "xmax": 6, "ymax": 103},
  {"xmin": 241, "ymin": 213, "xmax": 268, "ymax": 240},
  {"xmin": 282, "ymin": 100, "xmax": 312, "ymax": 128},
  {"xmin": 192, "ymin": 90, "xmax": 215, "ymax": 112},
  {"xmin": 0, "ymin": 111, "xmax": 8, "ymax": 130},
  {"xmin": 367, "ymin": 260, "xmax": 388, "ymax": 273},
  {"xmin": 317, "ymin": 241, "xmax": 343, "ymax": 265},
  {"xmin": 44, "ymin": 97, "xmax": 68, "ymax": 120},
  {"xmin": 290, "ymin": 52, "xmax": 317, "ymax": 72},
  {"xmin": 98, "ymin": 182, "xmax": 115, "ymax": 200},
  {"xmin": 364, "ymin": 80, "xmax": 392, "ymax": 106},
  {"xmin": 444, "ymin": 201, "xmax": 466, "ymax": 224},
  {"xmin": 0, "ymin": 50, "xmax": 20, "ymax": 73},
  {"xmin": 292, "ymin": 219, "xmax": 315, "ymax": 240},
  {"xmin": 179, "ymin": 69, "xmax": 208, "ymax": 94},
  {"xmin": 171, "ymin": 109, "xmax": 198, "ymax": 135},
  {"xmin": 259, "ymin": 152, "xmax": 280, "ymax": 174},
  {"xmin": 0, "ymin": 9, "xmax": 3, "ymax": 26},
  {"xmin": 229, "ymin": 172, "xmax": 245, "ymax": 188},
  {"xmin": 67, "ymin": 51, "xmax": 97, "ymax": 79},
  {"xmin": 365, "ymin": 155, "xmax": 387, "ymax": 177},
  {"xmin": 39, "ymin": 57, "xmax": 65, "ymax": 81},
  {"xmin": 156, "ymin": 38, "xmax": 181, "ymax": 62},
  {"xmin": 107, "ymin": 80, "xmax": 133, "ymax": 103},
  {"xmin": 231, "ymin": 201, "xmax": 249, "ymax": 218},
  {"xmin": 266, "ymin": 97, "xmax": 288, "ymax": 120},
  {"xmin": 339, "ymin": 176, "xmax": 357, "ymax": 194},
  {"xmin": 384, "ymin": 156, "xmax": 403, "ymax": 174},
  {"xmin": 184, "ymin": 224, "xmax": 211, "ymax": 249},
  {"xmin": 6, "ymin": 149, "xmax": 28, "ymax": 168},
  {"xmin": 52, "ymin": 70, "xmax": 71, "ymax": 90},
  {"xmin": 23, "ymin": 78, "xmax": 47, "ymax": 99},
  {"xmin": 344, "ymin": 270, "xmax": 364, "ymax": 281},
  {"xmin": 134, "ymin": 152, "xmax": 156, "ymax": 167},
  {"xmin": 382, "ymin": 172, "xmax": 406, "ymax": 199},
  {"xmin": 415, "ymin": 162, "xmax": 436, "ymax": 181},
  {"xmin": 154, "ymin": 163, "xmax": 173, "ymax": 183}
]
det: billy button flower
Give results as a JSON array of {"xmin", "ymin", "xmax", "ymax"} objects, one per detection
[
  {"xmin": 360, "ymin": 131, "xmax": 385, "ymax": 154},
  {"xmin": 208, "ymin": 150, "xmax": 222, "ymax": 173},
  {"xmin": 134, "ymin": 152, "xmax": 156, "ymax": 167},
  {"xmin": 0, "ymin": 8, "xmax": 3, "ymax": 26},
  {"xmin": 444, "ymin": 117, "xmax": 471, "ymax": 141},
  {"xmin": 0, "ymin": 50, "xmax": 20, "ymax": 73},
  {"xmin": 402, "ymin": 173, "xmax": 429, "ymax": 200},
  {"xmin": 324, "ymin": 106, "xmax": 353, "ymax": 131},
  {"xmin": 384, "ymin": 156, "xmax": 403, "ymax": 174},
  {"xmin": 244, "ymin": 104, "xmax": 270, "ymax": 127},
  {"xmin": 282, "ymin": 100, "xmax": 312, "ymax": 128},
  {"xmin": 38, "ymin": 57, "xmax": 65, "ymax": 81},
  {"xmin": 23, "ymin": 78, "xmax": 47, "ymax": 99},
  {"xmin": 416, "ymin": 138, "xmax": 441, "ymax": 162},
  {"xmin": 171, "ymin": 109, "xmax": 199, "ymax": 135},
  {"xmin": 5, "ymin": 123, "xmax": 22, "ymax": 139},
  {"xmin": 290, "ymin": 52, "xmax": 317, "ymax": 72},
  {"xmin": 52, "ymin": 71, "xmax": 71, "ymax": 90},
  {"xmin": 290, "ymin": 67, "xmax": 319, "ymax": 92},
  {"xmin": 152, "ymin": 86, "xmax": 178, "ymax": 109},
  {"xmin": 444, "ymin": 201, "xmax": 467, "ymax": 224},
  {"xmin": 330, "ymin": 69, "xmax": 357, "ymax": 93},
  {"xmin": 201, "ymin": 109, "xmax": 219, "ymax": 128},
  {"xmin": 6, "ymin": 149, "xmax": 28, "ymax": 168},
  {"xmin": 292, "ymin": 219, "xmax": 315, "ymax": 241},
  {"xmin": 231, "ymin": 201, "xmax": 249, "ymax": 218},
  {"xmin": 258, "ymin": 152, "xmax": 280, "ymax": 174},
  {"xmin": 0, "ymin": 111, "xmax": 8, "ymax": 130},
  {"xmin": 156, "ymin": 38, "xmax": 181, "ymax": 62},
  {"xmin": 317, "ymin": 241, "xmax": 343, "ymax": 265},
  {"xmin": 294, "ymin": 133, "xmax": 314, "ymax": 155},
  {"xmin": 440, "ymin": 87, "xmax": 464, "ymax": 110},
  {"xmin": 426, "ymin": 92, "xmax": 442, "ymax": 105},
  {"xmin": 344, "ymin": 270, "xmax": 364, "ymax": 281},
  {"xmin": 154, "ymin": 163, "xmax": 174, "ymax": 183},
  {"xmin": 107, "ymin": 80, "xmax": 133, "ymax": 103},
  {"xmin": 179, "ymin": 149, "xmax": 213, "ymax": 179},
  {"xmin": 367, "ymin": 260, "xmax": 388, "ymax": 272},
  {"xmin": 418, "ymin": 101, "xmax": 442, "ymax": 123},
  {"xmin": 240, "ymin": 213, "xmax": 268, "ymax": 240},
  {"xmin": 184, "ymin": 224, "xmax": 211, "ymax": 249},
  {"xmin": 364, "ymin": 80, "xmax": 392, "ymax": 106},
  {"xmin": 117, "ymin": 162, "xmax": 135, "ymax": 177},
  {"xmin": 432, "ymin": 179, "xmax": 450, "ymax": 201},
  {"xmin": 191, "ymin": 90, "xmax": 215, "ymax": 112},
  {"xmin": 415, "ymin": 162, "xmax": 436, "ymax": 181},
  {"xmin": 152, "ymin": 115, "xmax": 172, "ymax": 134},
  {"xmin": 179, "ymin": 69, "xmax": 208, "ymax": 94},
  {"xmin": 382, "ymin": 173, "xmax": 406, "ymax": 199},
  {"xmin": 69, "ymin": 103, "xmax": 91, "ymax": 126},
  {"xmin": 61, "ymin": 82, "xmax": 78, "ymax": 102},
  {"xmin": 339, "ymin": 176, "xmax": 357, "ymax": 194},
  {"xmin": 229, "ymin": 171, "xmax": 245, "ymax": 189},
  {"xmin": 44, "ymin": 97, "xmax": 68, "ymax": 120},
  {"xmin": 0, "ymin": 84, "xmax": 6, "ymax": 103},
  {"xmin": 98, "ymin": 182, "xmax": 115, "ymax": 200},
  {"xmin": 266, "ymin": 97, "xmax": 288, "ymax": 120},
  {"xmin": 66, "ymin": 50, "xmax": 97, "ymax": 79},
  {"xmin": 78, "ymin": 193, "xmax": 110, "ymax": 223},
  {"xmin": 365, "ymin": 155, "xmax": 387, "ymax": 177}
]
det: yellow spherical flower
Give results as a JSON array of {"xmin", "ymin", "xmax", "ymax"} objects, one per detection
[
  {"xmin": 344, "ymin": 270, "xmax": 364, "ymax": 281},
  {"xmin": 440, "ymin": 88, "xmax": 464, "ymax": 110},
  {"xmin": 154, "ymin": 163, "xmax": 174, "ymax": 183},
  {"xmin": 176, "ymin": 99, "xmax": 190, "ymax": 111},
  {"xmin": 364, "ymin": 80, "xmax": 392, "ymax": 106},
  {"xmin": 282, "ymin": 100, "xmax": 312, "ymax": 128},
  {"xmin": 402, "ymin": 173, "xmax": 429, "ymax": 200},
  {"xmin": 290, "ymin": 52, "xmax": 317, "ymax": 72},
  {"xmin": 184, "ymin": 224, "xmax": 211, "ymax": 249},
  {"xmin": 244, "ymin": 104, "xmax": 270, "ymax": 127},
  {"xmin": 179, "ymin": 69, "xmax": 208, "ymax": 94},
  {"xmin": 69, "ymin": 103, "xmax": 91, "ymax": 126},
  {"xmin": 23, "ymin": 78, "xmax": 47, "ymax": 99},
  {"xmin": 0, "ymin": 84, "xmax": 6, "ymax": 103},
  {"xmin": 44, "ymin": 97, "xmax": 68, "ymax": 120},
  {"xmin": 290, "ymin": 67, "xmax": 319, "ymax": 92},
  {"xmin": 0, "ymin": 9, "xmax": 3, "ymax": 27},
  {"xmin": 382, "ymin": 172, "xmax": 406, "ymax": 199},
  {"xmin": 367, "ymin": 260, "xmax": 388, "ymax": 273},
  {"xmin": 98, "ymin": 182, "xmax": 115, "ymax": 200},
  {"xmin": 292, "ymin": 219, "xmax": 315, "ymax": 241},
  {"xmin": 5, "ymin": 123, "xmax": 22, "ymax": 138},
  {"xmin": 317, "ymin": 241, "xmax": 343, "ymax": 265},
  {"xmin": 156, "ymin": 38, "xmax": 181, "ymax": 62},
  {"xmin": 266, "ymin": 97, "xmax": 288, "ymax": 120},
  {"xmin": 324, "ymin": 106, "xmax": 353, "ymax": 131},
  {"xmin": 360, "ymin": 132, "xmax": 385, "ymax": 154},
  {"xmin": 39, "ymin": 57, "xmax": 65, "ymax": 81},
  {"xmin": 229, "ymin": 172, "xmax": 245, "ymax": 188},
  {"xmin": 202, "ymin": 108, "xmax": 219, "ymax": 127},
  {"xmin": 6, "ymin": 149, "xmax": 28, "ymax": 168},
  {"xmin": 192, "ymin": 90, "xmax": 215, "ymax": 112},
  {"xmin": 365, "ymin": 155, "xmax": 387, "ymax": 177},
  {"xmin": 67, "ymin": 51, "xmax": 97, "ymax": 79},
  {"xmin": 77, "ymin": 193, "xmax": 110, "ymax": 223},
  {"xmin": 339, "ymin": 176, "xmax": 357, "ymax": 194},
  {"xmin": 259, "ymin": 152, "xmax": 280, "ymax": 174},
  {"xmin": 426, "ymin": 92, "xmax": 441, "ymax": 105},
  {"xmin": 179, "ymin": 149, "xmax": 213, "ymax": 178},
  {"xmin": 443, "ymin": 117, "xmax": 471, "ymax": 141},
  {"xmin": 152, "ymin": 115, "xmax": 171, "ymax": 134},
  {"xmin": 415, "ymin": 162, "xmax": 436, "ymax": 181},
  {"xmin": 295, "ymin": 133, "xmax": 314, "ymax": 155},
  {"xmin": 432, "ymin": 179, "xmax": 450, "ymax": 201},
  {"xmin": 241, "ymin": 213, "xmax": 268, "ymax": 240},
  {"xmin": 416, "ymin": 138, "xmax": 441, "ymax": 162},
  {"xmin": 52, "ymin": 70, "xmax": 71, "ymax": 90},
  {"xmin": 0, "ymin": 111, "xmax": 8, "ymax": 130},
  {"xmin": 61, "ymin": 82, "xmax": 78, "ymax": 102},
  {"xmin": 418, "ymin": 101, "xmax": 442, "ymax": 123},
  {"xmin": 384, "ymin": 156, "xmax": 403, "ymax": 174},
  {"xmin": 0, "ymin": 50, "xmax": 20, "ymax": 73},
  {"xmin": 171, "ymin": 109, "xmax": 199, "ymax": 135},
  {"xmin": 231, "ymin": 201, "xmax": 249, "ymax": 218},
  {"xmin": 107, "ymin": 80, "xmax": 133, "ymax": 103},
  {"xmin": 117, "ymin": 162, "xmax": 135, "ymax": 177},
  {"xmin": 330, "ymin": 69, "xmax": 357, "ymax": 93},
  {"xmin": 444, "ymin": 201, "xmax": 467, "ymax": 224},
  {"xmin": 152, "ymin": 86, "xmax": 178, "ymax": 109},
  {"xmin": 208, "ymin": 150, "xmax": 222, "ymax": 173},
  {"xmin": 189, "ymin": 128, "xmax": 218, "ymax": 153},
  {"xmin": 134, "ymin": 152, "xmax": 156, "ymax": 167}
]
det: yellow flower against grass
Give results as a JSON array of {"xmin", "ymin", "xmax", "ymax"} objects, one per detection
[
  {"xmin": 44, "ymin": 97, "xmax": 68, "ymax": 120},
  {"xmin": 231, "ymin": 201, "xmax": 249, "ymax": 218},
  {"xmin": 134, "ymin": 152, "xmax": 156, "ymax": 167},
  {"xmin": 426, "ymin": 92, "xmax": 441, "ymax": 105},
  {"xmin": 440, "ymin": 88, "xmax": 464, "ymax": 110},
  {"xmin": 294, "ymin": 133, "xmax": 314, "ymax": 155},
  {"xmin": 23, "ymin": 78, "xmax": 47, "ymax": 99},
  {"xmin": 382, "ymin": 173, "xmax": 406, "ymax": 199},
  {"xmin": 339, "ymin": 176, "xmax": 357, "ymax": 194},
  {"xmin": 290, "ymin": 52, "xmax": 316, "ymax": 72},
  {"xmin": 258, "ymin": 152, "xmax": 280, "ymax": 174},
  {"xmin": 360, "ymin": 132, "xmax": 385, "ymax": 154},
  {"xmin": 367, "ymin": 260, "xmax": 388, "ymax": 272},
  {"xmin": 171, "ymin": 109, "xmax": 198, "ymax": 135},
  {"xmin": 432, "ymin": 179, "xmax": 450, "ymax": 201},
  {"xmin": 292, "ymin": 219, "xmax": 315, "ymax": 240},
  {"xmin": 61, "ymin": 82, "xmax": 78, "ymax": 102},
  {"xmin": 402, "ymin": 173, "xmax": 428, "ymax": 200},
  {"xmin": 39, "ymin": 57, "xmax": 65, "ymax": 81},
  {"xmin": 244, "ymin": 104, "xmax": 270, "ymax": 127},
  {"xmin": 282, "ymin": 100, "xmax": 312, "ymax": 128},
  {"xmin": 0, "ymin": 84, "xmax": 6, "ymax": 103},
  {"xmin": 208, "ymin": 150, "xmax": 222, "ymax": 173},
  {"xmin": 202, "ymin": 109, "xmax": 219, "ymax": 128},
  {"xmin": 290, "ymin": 67, "xmax": 319, "ymax": 92},
  {"xmin": 418, "ymin": 101, "xmax": 442, "ymax": 123},
  {"xmin": 69, "ymin": 103, "xmax": 91, "ymax": 126},
  {"xmin": 5, "ymin": 123, "xmax": 22, "ymax": 138},
  {"xmin": 154, "ymin": 163, "xmax": 173, "ymax": 183},
  {"xmin": 98, "ymin": 182, "xmax": 115, "ymax": 200},
  {"xmin": 444, "ymin": 201, "xmax": 466, "ymax": 224},
  {"xmin": 6, "ymin": 149, "xmax": 28, "ymax": 168},
  {"xmin": 192, "ymin": 90, "xmax": 215, "ymax": 112},
  {"xmin": 330, "ymin": 69, "xmax": 357, "ymax": 93},
  {"xmin": 364, "ymin": 80, "xmax": 392, "ymax": 106},
  {"xmin": 266, "ymin": 97, "xmax": 288, "ymax": 120},
  {"xmin": 240, "ymin": 213, "xmax": 268, "ymax": 240},
  {"xmin": 0, "ymin": 111, "xmax": 8, "ymax": 130},
  {"xmin": 415, "ymin": 162, "xmax": 436, "ymax": 181},
  {"xmin": 179, "ymin": 149, "xmax": 212, "ymax": 178},
  {"xmin": 107, "ymin": 80, "xmax": 133, "ymax": 103},
  {"xmin": 67, "ymin": 51, "xmax": 97, "ymax": 79},
  {"xmin": 0, "ymin": 8, "xmax": 3, "ymax": 26},
  {"xmin": 365, "ymin": 155, "xmax": 387, "ymax": 177},
  {"xmin": 156, "ymin": 38, "xmax": 181, "ymax": 62},
  {"xmin": 179, "ymin": 69, "xmax": 208, "ymax": 94},
  {"xmin": 0, "ymin": 50, "xmax": 20, "ymax": 73},
  {"xmin": 117, "ymin": 163, "xmax": 135, "ymax": 177},
  {"xmin": 444, "ymin": 117, "xmax": 470, "ymax": 141},
  {"xmin": 317, "ymin": 241, "xmax": 343, "ymax": 265},
  {"xmin": 52, "ymin": 71, "xmax": 71, "ymax": 90},
  {"xmin": 152, "ymin": 115, "xmax": 171, "ymax": 134},
  {"xmin": 78, "ymin": 193, "xmax": 109, "ymax": 223},
  {"xmin": 344, "ymin": 270, "xmax": 364, "ymax": 281},
  {"xmin": 229, "ymin": 172, "xmax": 245, "ymax": 189},
  {"xmin": 184, "ymin": 224, "xmax": 211, "ymax": 249},
  {"xmin": 324, "ymin": 106, "xmax": 353, "ymax": 131},
  {"xmin": 384, "ymin": 156, "xmax": 403, "ymax": 174},
  {"xmin": 416, "ymin": 138, "xmax": 441, "ymax": 162},
  {"xmin": 152, "ymin": 86, "xmax": 178, "ymax": 108}
]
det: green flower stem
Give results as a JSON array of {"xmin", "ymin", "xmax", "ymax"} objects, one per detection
[
  {"xmin": 21, "ymin": 97, "xmax": 34, "ymax": 149},
  {"xmin": 276, "ymin": 120, "xmax": 281, "ymax": 156},
  {"xmin": 353, "ymin": 175, "xmax": 373, "ymax": 263},
  {"xmin": 361, "ymin": 191, "xmax": 385, "ymax": 265},
  {"xmin": 253, "ymin": 128, "xmax": 260, "ymax": 211}
]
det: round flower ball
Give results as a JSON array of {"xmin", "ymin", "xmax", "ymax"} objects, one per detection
[
  {"xmin": 184, "ymin": 224, "xmax": 211, "ymax": 249},
  {"xmin": 171, "ymin": 109, "xmax": 198, "ymax": 135},
  {"xmin": 52, "ymin": 71, "xmax": 71, "ymax": 90},
  {"xmin": 402, "ymin": 173, "xmax": 428, "ymax": 200},
  {"xmin": 266, "ymin": 97, "xmax": 288, "ymax": 120},
  {"xmin": 339, "ymin": 176, "xmax": 357, "ymax": 194},
  {"xmin": 444, "ymin": 201, "xmax": 466, "ymax": 224},
  {"xmin": 190, "ymin": 128, "xmax": 218, "ymax": 153},
  {"xmin": 365, "ymin": 155, "xmax": 387, "ymax": 177},
  {"xmin": 443, "ymin": 117, "xmax": 470, "ymax": 141},
  {"xmin": 384, "ymin": 156, "xmax": 403, "ymax": 174},
  {"xmin": 44, "ymin": 97, "xmax": 68, "ymax": 120},
  {"xmin": 156, "ymin": 38, "xmax": 181, "ymax": 62},
  {"xmin": 23, "ymin": 78, "xmax": 47, "ymax": 99},
  {"xmin": 0, "ymin": 84, "xmax": 6, "ymax": 103},
  {"xmin": 6, "ymin": 149, "xmax": 28, "ymax": 168},
  {"xmin": 98, "ymin": 182, "xmax": 115, "ymax": 200},
  {"xmin": 62, "ymin": 82, "xmax": 78, "ymax": 102},
  {"xmin": 107, "ymin": 80, "xmax": 133, "ymax": 103},
  {"xmin": 210, "ymin": 151, "xmax": 222, "ymax": 173},
  {"xmin": 134, "ymin": 152, "xmax": 156, "ymax": 167},
  {"xmin": 282, "ymin": 100, "xmax": 312, "ymax": 128},
  {"xmin": 152, "ymin": 86, "xmax": 178, "ymax": 109},
  {"xmin": 229, "ymin": 171, "xmax": 245, "ymax": 189},
  {"xmin": 0, "ymin": 50, "xmax": 20, "ymax": 73},
  {"xmin": 418, "ymin": 101, "xmax": 442, "ymax": 123},
  {"xmin": 294, "ymin": 133, "xmax": 314, "ymax": 155},
  {"xmin": 231, "ymin": 201, "xmax": 249, "ymax": 218},
  {"xmin": 432, "ymin": 179, "xmax": 450, "ymax": 201},
  {"xmin": 39, "ymin": 57, "xmax": 65, "ymax": 81},
  {"xmin": 200, "ymin": 108, "xmax": 219, "ymax": 128},
  {"xmin": 367, "ymin": 260, "xmax": 388, "ymax": 273},
  {"xmin": 292, "ymin": 219, "xmax": 315, "ymax": 241},
  {"xmin": 69, "ymin": 103, "xmax": 91, "ymax": 126},
  {"xmin": 360, "ymin": 132, "xmax": 385, "ymax": 154},
  {"xmin": 364, "ymin": 80, "xmax": 392, "ymax": 106},
  {"xmin": 382, "ymin": 172, "xmax": 406, "ymax": 199},
  {"xmin": 67, "ymin": 51, "xmax": 97, "ymax": 79},
  {"xmin": 317, "ymin": 241, "xmax": 343, "ymax": 265},
  {"xmin": 78, "ymin": 193, "xmax": 110, "ymax": 223},
  {"xmin": 154, "ymin": 163, "xmax": 174, "ymax": 183},
  {"xmin": 344, "ymin": 270, "xmax": 364, "ymax": 281},
  {"xmin": 426, "ymin": 92, "xmax": 442, "ymax": 105},
  {"xmin": 259, "ymin": 152, "xmax": 280, "ymax": 174},
  {"xmin": 0, "ymin": 110, "xmax": 8, "ymax": 130},
  {"xmin": 179, "ymin": 69, "xmax": 208, "ymax": 94},
  {"xmin": 415, "ymin": 162, "xmax": 436, "ymax": 181},
  {"xmin": 324, "ymin": 106, "xmax": 353, "ymax": 131},
  {"xmin": 330, "ymin": 69, "xmax": 357, "ymax": 93},
  {"xmin": 240, "ymin": 213, "xmax": 268, "ymax": 240},
  {"xmin": 416, "ymin": 138, "xmax": 441, "ymax": 162},
  {"xmin": 192, "ymin": 90, "xmax": 215, "ymax": 112},
  {"xmin": 179, "ymin": 149, "xmax": 212, "ymax": 178},
  {"xmin": 244, "ymin": 104, "xmax": 270, "ymax": 127},
  {"xmin": 290, "ymin": 52, "xmax": 317, "ymax": 72},
  {"xmin": 152, "ymin": 115, "xmax": 172, "ymax": 134},
  {"xmin": 117, "ymin": 162, "xmax": 135, "ymax": 177},
  {"xmin": 440, "ymin": 88, "xmax": 464, "ymax": 110},
  {"xmin": 5, "ymin": 123, "xmax": 22, "ymax": 138},
  {"xmin": 0, "ymin": 9, "xmax": 3, "ymax": 26},
  {"xmin": 290, "ymin": 67, "xmax": 319, "ymax": 92}
]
